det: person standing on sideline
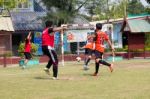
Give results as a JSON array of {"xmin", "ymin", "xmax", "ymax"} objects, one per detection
[
  {"xmin": 93, "ymin": 23, "xmax": 114, "ymax": 76},
  {"xmin": 42, "ymin": 20, "xmax": 66, "ymax": 80},
  {"xmin": 23, "ymin": 32, "xmax": 32, "ymax": 68},
  {"xmin": 82, "ymin": 33, "xmax": 95, "ymax": 70}
]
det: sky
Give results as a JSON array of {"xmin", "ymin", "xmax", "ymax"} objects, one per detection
[{"xmin": 140, "ymin": 0, "xmax": 149, "ymax": 6}]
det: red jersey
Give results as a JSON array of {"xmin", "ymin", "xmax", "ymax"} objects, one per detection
[
  {"xmin": 42, "ymin": 28, "xmax": 54, "ymax": 47},
  {"xmin": 95, "ymin": 31, "xmax": 109, "ymax": 52},
  {"xmin": 24, "ymin": 39, "xmax": 31, "ymax": 52},
  {"xmin": 84, "ymin": 35, "xmax": 94, "ymax": 50}
]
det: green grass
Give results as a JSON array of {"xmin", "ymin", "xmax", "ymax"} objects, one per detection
[{"xmin": 0, "ymin": 59, "xmax": 150, "ymax": 99}]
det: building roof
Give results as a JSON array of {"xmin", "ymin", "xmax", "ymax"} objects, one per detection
[
  {"xmin": 71, "ymin": 16, "xmax": 90, "ymax": 24},
  {"xmin": 10, "ymin": 12, "xmax": 46, "ymax": 31},
  {"xmin": 0, "ymin": 16, "xmax": 14, "ymax": 31},
  {"xmin": 122, "ymin": 16, "xmax": 150, "ymax": 33},
  {"xmin": 34, "ymin": 0, "xmax": 46, "ymax": 12}
]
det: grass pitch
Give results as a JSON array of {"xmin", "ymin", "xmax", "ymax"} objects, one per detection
[{"xmin": 0, "ymin": 59, "xmax": 150, "ymax": 99}]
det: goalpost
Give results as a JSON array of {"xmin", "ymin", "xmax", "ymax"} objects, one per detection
[{"xmin": 60, "ymin": 24, "xmax": 94, "ymax": 65}]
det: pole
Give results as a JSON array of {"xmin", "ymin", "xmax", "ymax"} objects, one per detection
[
  {"xmin": 77, "ymin": 41, "xmax": 80, "ymax": 56},
  {"xmin": 61, "ymin": 30, "xmax": 64, "ymax": 66},
  {"xmin": 110, "ymin": 25, "xmax": 115, "ymax": 62}
]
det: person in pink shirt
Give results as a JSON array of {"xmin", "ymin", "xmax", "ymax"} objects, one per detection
[{"xmin": 42, "ymin": 21, "xmax": 66, "ymax": 80}]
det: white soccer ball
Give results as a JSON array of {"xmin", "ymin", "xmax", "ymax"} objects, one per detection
[{"xmin": 76, "ymin": 57, "xmax": 81, "ymax": 62}]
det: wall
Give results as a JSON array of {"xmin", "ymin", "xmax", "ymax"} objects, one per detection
[{"xmin": 0, "ymin": 31, "xmax": 12, "ymax": 52}]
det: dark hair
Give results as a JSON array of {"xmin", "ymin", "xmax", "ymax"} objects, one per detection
[
  {"xmin": 96, "ymin": 23, "xmax": 102, "ymax": 30},
  {"xmin": 45, "ymin": 21, "xmax": 53, "ymax": 27}
]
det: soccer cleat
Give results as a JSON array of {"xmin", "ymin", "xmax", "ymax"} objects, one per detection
[
  {"xmin": 83, "ymin": 65, "xmax": 89, "ymax": 70},
  {"xmin": 52, "ymin": 77, "xmax": 58, "ymax": 80},
  {"xmin": 109, "ymin": 64, "xmax": 114, "ymax": 73},
  {"xmin": 21, "ymin": 66, "xmax": 26, "ymax": 69},
  {"xmin": 44, "ymin": 68, "xmax": 50, "ymax": 75},
  {"xmin": 92, "ymin": 73, "xmax": 98, "ymax": 76}
]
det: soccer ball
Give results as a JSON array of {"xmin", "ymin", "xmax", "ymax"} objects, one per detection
[{"xmin": 76, "ymin": 57, "xmax": 81, "ymax": 62}]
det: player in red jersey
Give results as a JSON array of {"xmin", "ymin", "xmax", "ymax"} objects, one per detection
[
  {"xmin": 23, "ymin": 32, "xmax": 32, "ymax": 68},
  {"xmin": 93, "ymin": 23, "xmax": 115, "ymax": 76},
  {"xmin": 42, "ymin": 21, "xmax": 66, "ymax": 80}
]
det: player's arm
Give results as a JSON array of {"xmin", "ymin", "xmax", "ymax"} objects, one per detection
[
  {"xmin": 107, "ymin": 39, "xmax": 115, "ymax": 51},
  {"xmin": 91, "ymin": 33, "xmax": 96, "ymax": 50},
  {"xmin": 27, "ymin": 31, "xmax": 32, "ymax": 39},
  {"xmin": 48, "ymin": 27, "xmax": 67, "ymax": 34}
]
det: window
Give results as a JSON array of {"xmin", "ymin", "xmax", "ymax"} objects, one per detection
[{"xmin": 17, "ymin": 0, "xmax": 29, "ymax": 9}]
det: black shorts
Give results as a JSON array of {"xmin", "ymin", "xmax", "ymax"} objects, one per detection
[
  {"xmin": 85, "ymin": 48, "xmax": 93, "ymax": 55},
  {"xmin": 24, "ymin": 52, "xmax": 32, "ymax": 60},
  {"xmin": 42, "ymin": 46, "xmax": 58, "ymax": 64},
  {"xmin": 94, "ymin": 50, "xmax": 103, "ymax": 59}
]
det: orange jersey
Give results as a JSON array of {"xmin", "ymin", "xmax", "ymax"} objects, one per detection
[
  {"xmin": 95, "ymin": 31, "xmax": 109, "ymax": 52},
  {"xmin": 84, "ymin": 35, "xmax": 94, "ymax": 50}
]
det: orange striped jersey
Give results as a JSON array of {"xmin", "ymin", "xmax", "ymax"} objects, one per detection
[
  {"xmin": 95, "ymin": 31, "xmax": 109, "ymax": 52},
  {"xmin": 84, "ymin": 35, "xmax": 94, "ymax": 50}
]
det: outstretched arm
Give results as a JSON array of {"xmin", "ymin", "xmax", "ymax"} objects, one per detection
[
  {"xmin": 27, "ymin": 32, "xmax": 32, "ymax": 39},
  {"xmin": 48, "ymin": 27, "xmax": 67, "ymax": 34}
]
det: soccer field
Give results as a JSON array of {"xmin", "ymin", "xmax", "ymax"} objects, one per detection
[{"xmin": 0, "ymin": 59, "xmax": 150, "ymax": 99}]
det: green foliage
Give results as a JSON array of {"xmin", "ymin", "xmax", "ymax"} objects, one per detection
[
  {"xmin": 105, "ymin": 47, "xmax": 128, "ymax": 52},
  {"xmin": 0, "ymin": 0, "xmax": 27, "ymax": 9},
  {"xmin": 42, "ymin": 0, "xmax": 89, "ymax": 26},
  {"xmin": 145, "ymin": 33, "xmax": 150, "ymax": 51},
  {"xmin": 145, "ymin": 7, "xmax": 150, "ymax": 14},
  {"xmin": 127, "ymin": 0, "xmax": 145, "ymax": 15},
  {"xmin": 146, "ymin": 0, "xmax": 150, "ymax": 4},
  {"xmin": 18, "ymin": 42, "xmax": 38, "ymax": 57}
]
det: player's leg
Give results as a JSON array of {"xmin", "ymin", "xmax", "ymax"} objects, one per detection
[
  {"xmin": 49, "ymin": 50, "xmax": 58, "ymax": 79},
  {"xmin": 93, "ymin": 50, "xmax": 102, "ymax": 76},
  {"xmin": 84, "ymin": 49, "xmax": 92, "ymax": 70},
  {"xmin": 23, "ymin": 52, "xmax": 31, "ymax": 68},
  {"xmin": 42, "ymin": 46, "xmax": 53, "ymax": 75},
  {"xmin": 98, "ymin": 52, "xmax": 113, "ymax": 72}
]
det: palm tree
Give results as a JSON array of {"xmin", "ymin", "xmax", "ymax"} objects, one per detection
[{"xmin": 42, "ymin": 0, "xmax": 89, "ymax": 26}]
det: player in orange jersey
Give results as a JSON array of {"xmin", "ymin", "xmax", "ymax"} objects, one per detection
[
  {"xmin": 93, "ymin": 23, "xmax": 115, "ymax": 76},
  {"xmin": 82, "ymin": 33, "xmax": 95, "ymax": 70}
]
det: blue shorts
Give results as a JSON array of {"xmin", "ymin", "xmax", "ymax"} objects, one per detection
[{"xmin": 94, "ymin": 50, "xmax": 103, "ymax": 59}]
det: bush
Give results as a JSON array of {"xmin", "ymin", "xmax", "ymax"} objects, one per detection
[
  {"xmin": 4, "ymin": 51, "xmax": 13, "ymax": 57},
  {"xmin": 18, "ymin": 42, "xmax": 38, "ymax": 57}
]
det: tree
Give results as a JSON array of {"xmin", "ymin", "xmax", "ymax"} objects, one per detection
[
  {"xmin": 146, "ymin": 0, "xmax": 150, "ymax": 4},
  {"xmin": 85, "ymin": 0, "xmax": 108, "ymax": 21},
  {"xmin": 0, "ymin": 0, "xmax": 27, "ymax": 9},
  {"xmin": 0, "ymin": 0, "xmax": 27, "ymax": 16},
  {"xmin": 85, "ymin": 0, "xmax": 127, "ymax": 21},
  {"xmin": 127, "ymin": 0, "xmax": 145, "ymax": 15},
  {"xmin": 41, "ymin": 0, "xmax": 89, "ymax": 26}
]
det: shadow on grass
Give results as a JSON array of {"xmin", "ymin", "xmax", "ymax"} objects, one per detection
[
  {"xmin": 34, "ymin": 76, "xmax": 72, "ymax": 80},
  {"xmin": 83, "ymin": 73, "xmax": 93, "ymax": 76},
  {"xmin": 34, "ymin": 76, "xmax": 51, "ymax": 80}
]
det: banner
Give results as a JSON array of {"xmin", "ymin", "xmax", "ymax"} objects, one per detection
[
  {"xmin": 66, "ymin": 30, "xmax": 93, "ymax": 42},
  {"xmin": 34, "ymin": 31, "xmax": 43, "ymax": 55}
]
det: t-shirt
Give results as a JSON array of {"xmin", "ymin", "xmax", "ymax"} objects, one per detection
[
  {"xmin": 95, "ymin": 31, "xmax": 109, "ymax": 52},
  {"xmin": 42, "ymin": 28, "xmax": 54, "ymax": 47},
  {"xmin": 84, "ymin": 35, "xmax": 94, "ymax": 50},
  {"xmin": 24, "ymin": 39, "xmax": 31, "ymax": 52}
]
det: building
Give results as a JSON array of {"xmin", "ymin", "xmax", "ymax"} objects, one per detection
[
  {"xmin": 0, "ymin": 0, "xmax": 46, "ymax": 56},
  {"xmin": 121, "ymin": 15, "xmax": 150, "ymax": 59},
  {"xmin": 0, "ymin": 16, "xmax": 14, "ymax": 54}
]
